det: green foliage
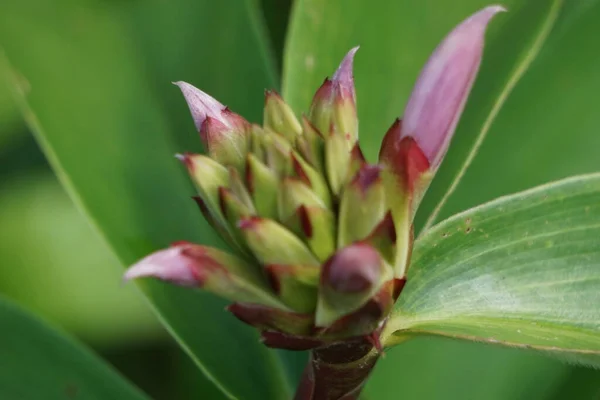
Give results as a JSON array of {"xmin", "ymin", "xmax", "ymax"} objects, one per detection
[
  {"xmin": 388, "ymin": 174, "xmax": 600, "ymax": 365},
  {"xmin": 0, "ymin": 173, "xmax": 160, "ymax": 345},
  {"xmin": 0, "ymin": 296, "xmax": 149, "ymax": 400}
]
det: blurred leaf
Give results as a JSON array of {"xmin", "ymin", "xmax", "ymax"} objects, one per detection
[
  {"xmin": 388, "ymin": 174, "xmax": 600, "ymax": 365},
  {"xmin": 0, "ymin": 172, "xmax": 160, "ymax": 346},
  {"xmin": 369, "ymin": 337, "xmax": 571, "ymax": 400},
  {"xmin": 258, "ymin": 0, "xmax": 294, "ymax": 70},
  {"xmin": 0, "ymin": 295, "xmax": 149, "ymax": 400},
  {"xmin": 0, "ymin": 1, "xmax": 288, "ymax": 399},
  {"xmin": 0, "ymin": 57, "xmax": 23, "ymax": 147},
  {"xmin": 550, "ymin": 367, "xmax": 600, "ymax": 400}
]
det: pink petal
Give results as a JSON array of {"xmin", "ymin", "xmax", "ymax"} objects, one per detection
[
  {"xmin": 402, "ymin": 5, "xmax": 505, "ymax": 168},
  {"xmin": 124, "ymin": 244, "xmax": 201, "ymax": 287},
  {"xmin": 174, "ymin": 81, "xmax": 226, "ymax": 132},
  {"xmin": 332, "ymin": 46, "xmax": 359, "ymax": 99}
]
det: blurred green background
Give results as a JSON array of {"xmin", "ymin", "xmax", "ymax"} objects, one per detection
[{"xmin": 1, "ymin": 0, "xmax": 599, "ymax": 399}]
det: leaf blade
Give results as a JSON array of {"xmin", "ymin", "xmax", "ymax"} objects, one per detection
[
  {"xmin": 387, "ymin": 174, "xmax": 600, "ymax": 365},
  {"xmin": 0, "ymin": 295, "xmax": 149, "ymax": 400}
]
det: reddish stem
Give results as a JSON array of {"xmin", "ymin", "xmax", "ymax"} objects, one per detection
[{"xmin": 294, "ymin": 339, "xmax": 379, "ymax": 400}]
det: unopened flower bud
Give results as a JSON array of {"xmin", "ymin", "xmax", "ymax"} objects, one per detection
[
  {"xmin": 264, "ymin": 90, "xmax": 303, "ymax": 141},
  {"xmin": 175, "ymin": 81, "xmax": 250, "ymax": 170},
  {"xmin": 125, "ymin": 242, "xmax": 283, "ymax": 308},
  {"xmin": 310, "ymin": 47, "xmax": 359, "ymax": 146},
  {"xmin": 176, "ymin": 153, "xmax": 228, "ymax": 224},
  {"xmin": 338, "ymin": 164, "xmax": 387, "ymax": 247},
  {"xmin": 245, "ymin": 154, "xmax": 279, "ymax": 219},
  {"xmin": 379, "ymin": 6, "xmax": 504, "ymax": 279},
  {"xmin": 315, "ymin": 243, "xmax": 392, "ymax": 327},
  {"xmin": 379, "ymin": 6, "xmax": 505, "ymax": 210}
]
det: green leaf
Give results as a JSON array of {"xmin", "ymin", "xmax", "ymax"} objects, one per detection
[
  {"xmin": 258, "ymin": 0, "xmax": 294, "ymax": 70},
  {"xmin": 0, "ymin": 295, "xmax": 149, "ymax": 400},
  {"xmin": 368, "ymin": 337, "xmax": 576, "ymax": 400},
  {"xmin": 386, "ymin": 174, "xmax": 600, "ymax": 366},
  {"xmin": 0, "ymin": 172, "xmax": 160, "ymax": 345},
  {"xmin": 0, "ymin": 2, "xmax": 288, "ymax": 399}
]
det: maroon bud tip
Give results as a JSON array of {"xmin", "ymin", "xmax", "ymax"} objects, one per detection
[
  {"xmin": 200, "ymin": 116, "xmax": 228, "ymax": 146},
  {"xmin": 264, "ymin": 265, "xmax": 283, "ymax": 294},
  {"xmin": 245, "ymin": 158, "xmax": 255, "ymax": 194},
  {"xmin": 291, "ymin": 153, "xmax": 311, "ymax": 186},
  {"xmin": 393, "ymin": 277, "xmax": 407, "ymax": 300},
  {"xmin": 301, "ymin": 115, "xmax": 324, "ymax": 138},
  {"xmin": 350, "ymin": 143, "xmax": 366, "ymax": 163},
  {"xmin": 297, "ymin": 205, "xmax": 313, "ymax": 238},
  {"xmin": 175, "ymin": 152, "xmax": 193, "ymax": 169},
  {"xmin": 378, "ymin": 118, "xmax": 401, "ymax": 162},
  {"xmin": 380, "ymin": 119, "xmax": 430, "ymax": 192},
  {"xmin": 365, "ymin": 331, "xmax": 384, "ymax": 354},
  {"xmin": 311, "ymin": 79, "xmax": 335, "ymax": 106},
  {"xmin": 264, "ymin": 89, "xmax": 282, "ymax": 101},
  {"xmin": 322, "ymin": 244, "xmax": 383, "ymax": 293},
  {"xmin": 227, "ymin": 303, "xmax": 263, "ymax": 326},
  {"xmin": 368, "ymin": 211, "xmax": 396, "ymax": 244},
  {"xmin": 170, "ymin": 240, "xmax": 193, "ymax": 247},
  {"xmin": 191, "ymin": 195, "xmax": 207, "ymax": 210},
  {"xmin": 351, "ymin": 164, "xmax": 382, "ymax": 193},
  {"xmin": 237, "ymin": 216, "xmax": 261, "ymax": 230},
  {"xmin": 217, "ymin": 186, "xmax": 229, "ymax": 217},
  {"xmin": 260, "ymin": 331, "xmax": 323, "ymax": 350}
]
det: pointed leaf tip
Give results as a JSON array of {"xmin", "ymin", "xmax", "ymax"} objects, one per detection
[
  {"xmin": 400, "ymin": 5, "xmax": 505, "ymax": 168},
  {"xmin": 174, "ymin": 81, "xmax": 225, "ymax": 133}
]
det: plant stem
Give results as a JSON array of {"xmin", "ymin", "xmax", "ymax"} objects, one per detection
[{"xmin": 293, "ymin": 339, "xmax": 379, "ymax": 400}]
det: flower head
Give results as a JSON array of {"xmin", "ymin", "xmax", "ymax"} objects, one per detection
[{"xmin": 126, "ymin": 6, "xmax": 503, "ymax": 350}]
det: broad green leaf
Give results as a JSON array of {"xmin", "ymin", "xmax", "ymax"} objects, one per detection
[
  {"xmin": 258, "ymin": 0, "xmax": 294, "ymax": 70},
  {"xmin": 0, "ymin": 1, "xmax": 288, "ymax": 399},
  {"xmin": 386, "ymin": 174, "xmax": 600, "ymax": 366},
  {"xmin": 0, "ymin": 55, "xmax": 20, "ymax": 145},
  {"xmin": 0, "ymin": 295, "xmax": 149, "ymax": 400},
  {"xmin": 549, "ymin": 367, "xmax": 600, "ymax": 400},
  {"xmin": 0, "ymin": 172, "xmax": 160, "ymax": 345}
]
